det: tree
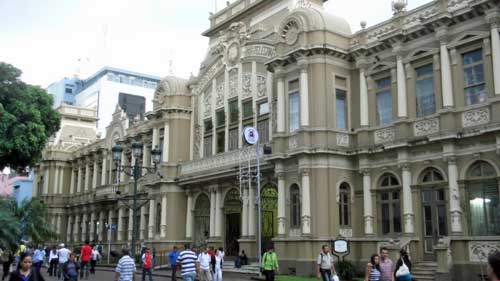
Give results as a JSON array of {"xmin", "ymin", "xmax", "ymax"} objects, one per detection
[
  {"xmin": 0, "ymin": 62, "xmax": 60, "ymax": 172},
  {"xmin": 0, "ymin": 197, "xmax": 58, "ymax": 246}
]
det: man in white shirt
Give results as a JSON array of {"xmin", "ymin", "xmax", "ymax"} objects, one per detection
[
  {"xmin": 316, "ymin": 245, "xmax": 337, "ymax": 281},
  {"xmin": 57, "ymin": 244, "xmax": 71, "ymax": 281},
  {"xmin": 197, "ymin": 247, "xmax": 212, "ymax": 281}
]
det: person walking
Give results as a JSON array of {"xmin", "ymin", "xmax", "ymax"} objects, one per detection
[
  {"xmin": 48, "ymin": 247, "xmax": 59, "ymax": 277},
  {"xmin": 168, "ymin": 246, "xmax": 179, "ymax": 281},
  {"xmin": 141, "ymin": 248, "xmax": 153, "ymax": 281},
  {"xmin": 261, "ymin": 246, "xmax": 279, "ymax": 281},
  {"xmin": 365, "ymin": 254, "xmax": 381, "ymax": 281},
  {"xmin": 1, "ymin": 249, "xmax": 13, "ymax": 281},
  {"xmin": 57, "ymin": 244, "xmax": 71, "ymax": 281},
  {"xmin": 8, "ymin": 253, "xmax": 45, "ymax": 281},
  {"xmin": 32, "ymin": 245, "xmax": 45, "ymax": 273},
  {"xmin": 90, "ymin": 246, "xmax": 100, "ymax": 275},
  {"xmin": 176, "ymin": 244, "xmax": 197, "ymax": 281},
  {"xmin": 210, "ymin": 249, "xmax": 223, "ymax": 281},
  {"xmin": 61, "ymin": 253, "xmax": 80, "ymax": 281},
  {"xmin": 79, "ymin": 241, "xmax": 92, "ymax": 280},
  {"xmin": 488, "ymin": 251, "xmax": 500, "ymax": 281},
  {"xmin": 316, "ymin": 245, "xmax": 337, "ymax": 281},
  {"xmin": 115, "ymin": 248, "xmax": 136, "ymax": 281},
  {"xmin": 394, "ymin": 249, "xmax": 412, "ymax": 281},
  {"xmin": 197, "ymin": 247, "xmax": 212, "ymax": 281},
  {"xmin": 379, "ymin": 247, "xmax": 394, "ymax": 281}
]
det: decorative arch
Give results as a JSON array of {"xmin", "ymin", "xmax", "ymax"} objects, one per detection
[
  {"xmin": 367, "ymin": 61, "xmax": 396, "ymax": 75},
  {"xmin": 335, "ymin": 179, "xmax": 355, "ymax": 203},
  {"xmin": 373, "ymin": 171, "xmax": 402, "ymax": 189},
  {"xmin": 289, "ymin": 183, "xmax": 301, "ymax": 228},
  {"xmin": 223, "ymin": 188, "xmax": 242, "ymax": 214},
  {"xmin": 404, "ymin": 47, "xmax": 439, "ymax": 62},
  {"xmin": 465, "ymin": 160, "xmax": 499, "ymax": 179},
  {"xmin": 412, "ymin": 165, "xmax": 448, "ymax": 184},
  {"xmin": 460, "ymin": 159, "xmax": 500, "ymax": 180},
  {"xmin": 417, "ymin": 166, "xmax": 447, "ymax": 184},
  {"xmin": 448, "ymin": 30, "xmax": 490, "ymax": 48}
]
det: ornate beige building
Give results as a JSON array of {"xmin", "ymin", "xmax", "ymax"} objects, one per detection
[{"xmin": 36, "ymin": 0, "xmax": 500, "ymax": 279}]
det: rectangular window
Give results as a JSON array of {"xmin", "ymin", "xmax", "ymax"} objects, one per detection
[
  {"xmin": 376, "ymin": 78, "xmax": 393, "ymax": 126},
  {"xmin": 468, "ymin": 182, "xmax": 500, "ymax": 236},
  {"xmin": 216, "ymin": 131, "xmax": 225, "ymax": 154},
  {"xmin": 204, "ymin": 120, "xmax": 213, "ymax": 133},
  {"xmin": 65, "ymin": 87, "xmax": 73, "ymax": 94},
  {"xmin": 380, "ymin": 191, "xmax": 402, "ymax": 235},
  {"xmin": 289, "ymin": 92, "xmax": 300, "ymax": 132},
  {"xmin": 228, "ymin": 128, "xmax": 239, "ymax": 151},
  {"xmin": 203, "ymin": 136, "xmax": 213, "ymax": 157},
  {"xmin": 216, "ymin": 110, "xmax": 225, "ymax": 127},
  {"xmin": 415, "ymin": 64, "xmax": 436, "ymax": 117},
  {"xmin": 463, "ymin": 49, "xmax": 486, "ymax": 105},
  {"xmin": 335, "ymin": 89, "xmax": 347, "ymax": 130},
  {"xmin": 242, "ymin": 100, "xmax": 253, "ymax": 119},
  {"xmin": 229, "ymin": 100, "xmax": 239, "ymax": 124},
  {"xmin": 258, "ymin": 102, "xmax": 269, "ymax": 115},
  {"xmin": 257, "ymin": 119, "xmax": 269, "ymax": 143}
]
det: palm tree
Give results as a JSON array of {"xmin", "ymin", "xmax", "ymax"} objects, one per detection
[
  {"xmin": 14, "ymin": 198, "xmax": 58, "ymax": 243},
  {"xmin": 0, "ymin": 198, "xmax": 21, "ymax": 251}
]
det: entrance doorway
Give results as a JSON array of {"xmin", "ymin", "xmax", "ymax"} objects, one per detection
[
  {"xmin": 421, "ymin": 188, "xmax": 447, "ymax": 260},
  {"xmin": 224, "ymin": 189, "xmax": 242, "ymax": 256},
  {"xmin": 194, "ymin": 194, "xmax": 210, "ymax": 248},
  {"xmin": 261, "ymin": 184, "xmax": 278, "ymax": 254}
]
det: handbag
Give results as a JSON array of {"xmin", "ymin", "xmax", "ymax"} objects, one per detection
[
  {"xmin": 331, "ymin": 274, "xmax": 340, "ymax": 281},
  {"xmin": 395, "ymin": 258, "xmax": 410, "ymax": 277}
]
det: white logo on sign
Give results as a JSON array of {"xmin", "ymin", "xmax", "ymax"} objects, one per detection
[{"xmin": 243, "ymin": 127, "xmax": 259, "ymax": 145}]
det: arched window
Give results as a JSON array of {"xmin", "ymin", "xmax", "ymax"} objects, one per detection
[
  {"xmin": 421, "ymin": 168, "xmax": 444, "ymax": 183},
  {"xmin": 379, "ymin": 174, "xmax": 402, "ymax": 235},
  {"xmin": 156, "ymin": 203, "xmax": 161, "ymax": 234},
  {"xmin": 339, "ymin": 183, "xmax": 351, "ymax": 227},
  {"xmin": 290, "ymin": 184, "xmax": 301, "ymax": 228},
  {"xmin": 466, "ymin": 161, "xmax": 500, "ymax": 236}
]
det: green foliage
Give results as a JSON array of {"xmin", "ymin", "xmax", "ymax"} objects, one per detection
[
  {"xmin": 337, "ymin": 260, "xmax": 357, "ymax": 281},
  {"xmin": 0, "ymin": 62, "xmax": 60, "ymax": 171},
  {"xmin": 0, "ymin": 197, "xmax": 58, "ymax": 248}
]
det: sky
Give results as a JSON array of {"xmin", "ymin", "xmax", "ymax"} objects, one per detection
[{"xmin": 0, "ymin": 0, "xmax": 431, "ymax": 88}]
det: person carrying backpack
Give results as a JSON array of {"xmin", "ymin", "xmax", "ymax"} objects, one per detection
[
  {"xmin": 141, "ymin": 248, "xmax": 153, "ymax": 281},
  {"xmin": 261, "ymin": 246, "xmax": 279, "ymax": 281},
  {"xmin": 316, "ymin": 245, "xmax": 337, "ymax": 281},
  {"xmin": 62, "ymin": 253, "xmax": 80, "ymax": 281}
]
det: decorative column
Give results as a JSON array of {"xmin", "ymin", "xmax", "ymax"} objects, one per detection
[
  {"xmin": 101, "ymin": 152, "xmax": 107, "ymax": 186},
  {"xmin": 148, "ymin": 199, "xmax": 155, "ymax": 239},
  {"xmin": 128, "ymin": 209, "xmax": 133, "ymax": 241},
  {"xmin": 56, "ymin": 214, "xmax": 62, "ymax": 236},
  {"xmin": 53, "ymin": 166, "xmax": 59, "ymax": 195},
  {"xmin": 70, "ymin": 169, "xmax": 75, "ymax": 194},
  {"xmin": 209, "ymin": 188, "xmax": 216, "ymax": 238},
  {"xmin": 90, "ymin": 212, "xmax": 96, "ymax": 241},
  {"xmin": 248, "ymin": 183, "xmax": 256, "ymax": 237},
  {"xmin": 92, "ymin": 159, "xmax": 98, "ymax": 189},
  {"xmin": 140, "ymin": 205, "xmax": 146, "ymax": 240},
  {"xmin": 277, "ymin": 173, "xmax": 286, "ymax": 236},
  {"xmin": 120, "ymin": 151, "xmax": 126, "ymax": 182},
  {"xmin": 401, "ymin": 164, "xmax": 414, "ymax": 234},
  {"xmin": 73, "ymin": 215, "xmax": 79, "ymax": 242},
  {"xmin": 142, "ymin": 142, "xmax": 151, "ymax": 170},
  {"xmin": 439, "ymin": 40, "xmax": 454, "ymax": 107},
  {"xmin": 152, "ymin": 127, "xmax": 159, "ymax": 165},
  {"xmin": 276, "ymin": 72, "xmax": 285, "ymax": 133},
  {"xmin": 396, "ymin": 53, "xmax": 408, "ymax": 118},
  {"xmin": 185, "ymin": 192, "xmax": 193, "ymax": 239},
  {"xmin": 161, "ymin": 195, "xmax": 167, "ymax": 238},
  {"xmin": 117, "ymin": 208, "xmax": 125, "ymax": 241},
  {"xmin": 98, "ymin": 211, "xmax": 105, "ymax": 242},
  {"xmin": 299, "ymin": 61, "xmax": 309, "ymax": 127},
  {"xmin": 362, "ymin": 171, "xmax": 374, "ymax": 235},
  {"xmin": 84, "ymin": 161, "xmax": 90, "ymax": 191},
  {"xmin": 241, "ymin": 188, "xmax": 248, "ymax": 237},
  {"xmin": 215, "ymin": 188, "xmax": 222, "ymax": 238},
  {"xmin": 43, "ymin": 166, "xmax": 49, "ymax": 195},
  {"xmin": 81, "ymin": 213, "xmax": 88, "ymax": 242},
  {"xmin": 66, "ymin": 215, "xmax": 73, "ymax": 242},
  {"xmin": 59, "ymin": 167, "xmax": 64, "ymax": 194},
  {"xmin": 447, "ymin": 157, "xmax": 463, "ymax": 233},
  {"xmin": 76, "ymin": 167, "xmax": 82, "ymax": 193},
  {"xmin": 489, "ymin": 19, "xmax": 500, "ymax": 95},
  {"xmin": 359, "ymin": 67, "xmax": 369, "ymax": 126},
  {"xmin": 163, "ymin": 123, "xmax": 169, "ymax": 163},
  {"xmin": 301, "ymin": 169, "xmax": 311, "ymax": 236},
  {"xmin": 108, "ymin": 209, "xmax": 114, "ymax": 242}
]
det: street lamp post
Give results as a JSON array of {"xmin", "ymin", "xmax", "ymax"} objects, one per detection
[{"xmin": 112, "ymin": 141, "xmax": 162, "ymax": 261}]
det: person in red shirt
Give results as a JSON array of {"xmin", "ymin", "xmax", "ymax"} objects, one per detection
[
  {"xmin": 141, "ymin": 248, "xmax": 153, "ymax": 281},
  {"xmin": 79, "ymin": 240, "xmax": 92, "ymax": 280}
]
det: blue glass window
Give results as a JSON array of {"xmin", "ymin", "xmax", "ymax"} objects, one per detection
[
  {"xmin": 289, "ymin": 92, "xmax": 300, "ymax": 132},
  {"xmin": 336, "ymin": 89, "xmax": 347, "ymax": 129},
  {"xmin": 463, "ymin": 49, "xmax": 487, "ymax": 105},
  {"xmin": 376, "ymin": 78, "xmax": 393, "ymax": 126},
  {"xmin": 415, "ymin": 64, "xmax": 436, "ymax": 117}
]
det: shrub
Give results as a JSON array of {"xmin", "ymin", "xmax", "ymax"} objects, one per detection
[{"xmin": 337, "ymin": 260, "xmax": 357, "ymax": 281}]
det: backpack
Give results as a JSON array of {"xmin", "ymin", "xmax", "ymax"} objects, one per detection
[
  {"xmin": 395, "ymin": 258, "xmax": 410, "ymax": 277},
  {"xmin": 143, "ymin": 253, "xmax": 152, "ymax": 269}
]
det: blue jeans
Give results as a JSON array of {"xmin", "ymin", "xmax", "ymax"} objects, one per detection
[
  {"xmin": 182, "ymin": 272, "xmax": 196, "ymax": 281},
  {"xmin": 320, "ymin": 269, "xmax": 332, "ymax": 281},
  {"xmin": 142, "ymin": 268, "xmax": 153, "ymax": 281}
]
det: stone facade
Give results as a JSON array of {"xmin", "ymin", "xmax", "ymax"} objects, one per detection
[{"xmin": 36, "ymin": 0, "xmax": 500, "ymax": 279}]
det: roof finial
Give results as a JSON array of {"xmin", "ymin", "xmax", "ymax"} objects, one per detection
[
  {"xmin": 392, "ymin": 0, "xmax": 407, "ymax": 15},
  {"xmin": 360, "ymin": 20, "xmax": 367, "ymax": 29}
]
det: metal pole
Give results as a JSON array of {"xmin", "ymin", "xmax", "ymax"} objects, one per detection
[
  {"xmin": 131, "ymin": 158, "xmax": 139, "ymax": 262},
  {"xmin": 107, "ymin": 225, "xmax": 111, "ymax": 264},
  {"xmin": 256, "ymin": 141, "xmax": 262, "ymax": 277}
]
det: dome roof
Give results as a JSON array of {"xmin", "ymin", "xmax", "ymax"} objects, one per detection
[
  {"xmin": 154, "ymin": 76, "xmax": 189, "ymax": 96},
  {"xmin": 284, "ymin": 7, "xmax": 352, "ymax": 37}
]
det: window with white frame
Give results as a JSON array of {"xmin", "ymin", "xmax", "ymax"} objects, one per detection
[
  {"xmin": 376, "ymin": 77, "xmax": 393, "ymax": 126},
  {"xmin": 463, "ymin": 49, "xmax": 486, "ymax": 105},
  {"xmin": 335, "ymin": 76, "xmax": 348, "ymax": 130},
  {"xmin": 290, "ymin": 184, "xmax": 301, "ymax": 228},
  {"xmin": 415, "ymin": 64, "xmax": 436, "ymax": 117},
  {"xmin": 288, "ymin": 79, "xmax": 300, "ymax": 132}
]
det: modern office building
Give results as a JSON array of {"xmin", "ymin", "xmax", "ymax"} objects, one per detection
[
  {"xmin": 47, "ymin": 67, "xmax": 161, "ymax": 136},
  {"xmin": 36, "ymin": 0, "xmax": 500, "ymax": 280}
]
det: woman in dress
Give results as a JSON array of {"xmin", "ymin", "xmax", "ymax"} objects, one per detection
[
  {"xmin": 365, "ymin": 254, "xmax": 381, "ymax": 281},
  {"xmin": 8, "ymin": 253, "xmax": 45, "ymax": 281}
]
